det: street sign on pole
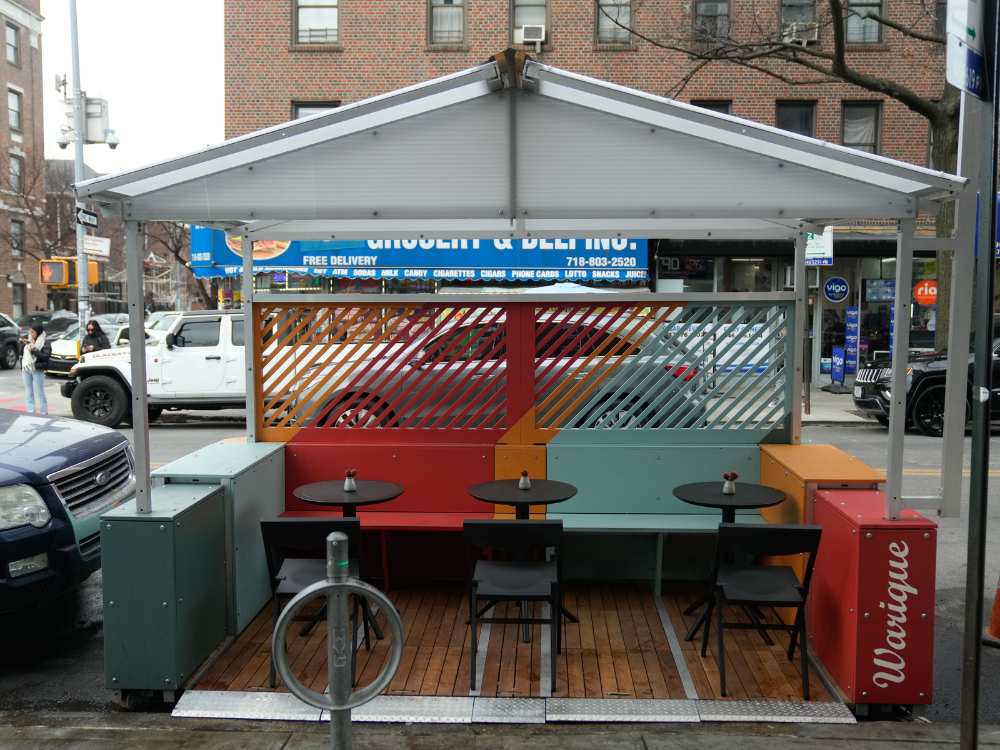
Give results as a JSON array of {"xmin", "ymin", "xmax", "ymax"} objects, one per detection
[
  {"xmin": 947, "ymin": 0, "xmax": 985, "ymax": 98},
  {"xmin": 76, "ymin": 207, "xmax": 98, "ymax": 229},
  {"xmin": 82, "ymin": 235, "xmax": 110, "ymax": 257}
]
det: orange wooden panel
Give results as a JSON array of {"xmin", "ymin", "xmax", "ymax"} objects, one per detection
[
  {"xmin": 494, "ymin": 446, "xmax": 546, "ymax": 516},
  {"xmin": 760, "ymin": 456, "xmax": 808, "ymax": 527},
  {"xmin": 759, "ymin": 443, "xmax": 885, "ymax": 484}
]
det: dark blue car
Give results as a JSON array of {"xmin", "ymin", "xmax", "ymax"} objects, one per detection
[{"xmin": 0, "ymin": 409, "xmax": 134, "ymax": 611}]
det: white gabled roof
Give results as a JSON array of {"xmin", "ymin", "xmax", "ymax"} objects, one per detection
[{"xmin": 77, "ymin": 53, "xmax": 964, "ymax": 242}]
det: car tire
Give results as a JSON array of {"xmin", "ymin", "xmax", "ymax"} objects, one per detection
[
  {"xmin": 71, "ymin": 375, "xmax": 129, "ymax": 427},
  {"xmin": 583, "ymin": 395, "xmax": 651, "ymax": 428},
  {"xmin": 316, "ymin": 396, "xmax": 396, "ymax": 428},
  {"xmin": 912, "ymin": 385, "xmax": 948, "ymax": 437},
  {"xmin": 0, "ymin": 344, "xmax": 17, "ymax": 370},
  {"xmin": 875, "ymin": 415, "xmax": 889, "ymax": 427}
]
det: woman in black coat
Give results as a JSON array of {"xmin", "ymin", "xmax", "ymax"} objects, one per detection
[{"xmin": 81, "ymin": 320, "xmax": 111, "ymax": 353}]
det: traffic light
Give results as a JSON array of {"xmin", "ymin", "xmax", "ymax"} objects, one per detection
[
  {"xmin": 39, "ymin": 259, "xmax": 68, "ymax": 285},
  {"xmin": 38, "ymin": 258, "xmax": 99, "ymax": 287}
]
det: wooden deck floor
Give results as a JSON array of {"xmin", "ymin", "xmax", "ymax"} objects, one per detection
[{"xmin": 190, "ymin": 580, "xmax": 834, "ymax": 702}]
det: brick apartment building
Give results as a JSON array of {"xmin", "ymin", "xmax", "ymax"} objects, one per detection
[
  {"xmin": 0, "ymin": 0, "xmax": 44, "ymax": 319},
  {"xmin": 223, "ymin": 0, "xmax": 948, "ymax": 376}
]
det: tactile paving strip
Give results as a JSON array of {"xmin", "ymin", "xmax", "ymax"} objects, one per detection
[
  {"xmin": 172, "ymin": 690, "xmax": 322, "ymax": 721},
  {"xmin": 697, "ymin": 700, "xmax": 856, "ymax": 724},
  {"xmin": 472, "ymin": 697, "xmax": 546, "ymax": 723},
  {"xmin": 325, "ymin": 695, "xmax": 475, "ymax": 723},
  {"xmin": 545, "ymin": 698, "xmax": 700, "ymax": 722}
]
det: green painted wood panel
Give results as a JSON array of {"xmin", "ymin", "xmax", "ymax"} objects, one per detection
[{"xmin": 547, "ymin": 444, "xmax": 760, "ymax": 514}]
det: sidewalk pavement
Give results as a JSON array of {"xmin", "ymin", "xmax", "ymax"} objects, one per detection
[
  {"xmin": 802, "ymin": 386, "xmax": 873, "ymax": 425},
  {"xmin": 0, "ymin": 711, "xmax": 997, "ymax": 749}
]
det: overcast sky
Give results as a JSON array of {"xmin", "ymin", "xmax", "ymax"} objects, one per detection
[{"xmin": 41, "ymin": 0, "xmax": 224, "ymax": 176}]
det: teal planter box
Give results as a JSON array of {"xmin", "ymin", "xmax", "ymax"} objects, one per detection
[
  {"xmin": 153, "ymin": 441, "xmax": 284, "ymax": 634},
  {"xmin": 101, "ymin": 484, "xmax": 226, "ymax": 691}
]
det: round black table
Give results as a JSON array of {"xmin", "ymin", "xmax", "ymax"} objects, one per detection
[
  {"xmin": 672, "ymin": 481, "xmax": 786, "ymax": 645},
  {"xmin": 672, "ymin": 482, "xmax": 786, "ymax": 524},
  {"xmin": 293, "ymin": 479, "xmax": 404, "ymax": 517},
  {"xmin": 468, "ymin": 479, "xmax": 578, "ymax": 520}
]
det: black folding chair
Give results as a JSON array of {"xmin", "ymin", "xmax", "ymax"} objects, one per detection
[
  {"xmin": 260, "ymin": 517, "xmax": 382, "ymax": 688},
  {"xmin": 464, "ymin": 519, "xmax": 564, "ymax": 691},
  {"xmin": 700, "ymin": 523, "xmax": 822, "ymax": 699}
]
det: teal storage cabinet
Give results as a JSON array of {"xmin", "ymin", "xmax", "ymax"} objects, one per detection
[
  {"xmin": 152, "ymin": 441, "xmax": 284, "ymax": 634},
  {"xmin": 101, "ymin": 484, "xmax": 226, "ymax": 691}
]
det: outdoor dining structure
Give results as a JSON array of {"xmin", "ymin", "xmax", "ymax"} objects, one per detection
[{"xmin": 85, "ymin": 51, "xmax": 978, "ymax": 726}]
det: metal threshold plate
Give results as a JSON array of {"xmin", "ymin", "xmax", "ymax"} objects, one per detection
[
  {"xmin": 545, "ymin": 698, "xmax": 700, "ymax": 722},
  {"xmin": 325, "ymin": 695, "xmax": 475, "ymax": 723},
  {"xmin": 172, "ymin": 690, "xmax": 322, "ymax": 721},
  {"xmin": 473, "ymin": 697, "xmax": 545, "ymax": 724},
  {"xmin": 698, "ymin": 700, "xmax": 856, "ymax": 724}
]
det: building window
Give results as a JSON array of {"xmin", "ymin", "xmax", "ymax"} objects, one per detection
[
  {"xmin": 596, "ymin": 0, "xmax": 631, "ymax": 44},
  {"xmin": 9, "ymin": 155, "xmax": 21, "ymax": 191},
  {"xmin": 295, "ymin": 0, "xmax": 338, "ymax": 44},
  {"xmin": 934, "ymin": 0, "xmax": 946, "ymax": 37},
  {"xmin": 780, "ymin": 0, "xmax": 817, "ymax": 42},
  {"xmin": 842, "ymin": 102, "xmax": 880, "ymax": 153},
  {"xmin": 845, "ymin": 0, "xmax": 881, "ymax": 43},
  {"xmin": 691, "ymin": 100, "xmax": 732, "ymax": 114},
  {"xmin": 7, "ymin": 89, "xmax": 20, "ymax": 130},
  {"xmin": 513, "ymin": 0, "xmax": 547, "ymax": 44},
  {"xmin": 693, "ymin": 0, "xmax": 730, "ymax": 40},
  {"xmin": 293, "ymin": 101, "xmax": 340, "ymax": 119},
  {"xmin": 430, "ymin": 0, "xmax": 465, "ymax": 44},
  {"xmin": 776, "ymin": 101, "xmax": 816, "ymax": 137},
  {"xmin": 10, "ymin": 220, "xmax": 22, "ymax": 256},
  {"xmin": 11, "ymin": 283, "xmax": 23, "ymax": 319},
  {"xmin": 5, "ymin": 25, "xmax": 18, "ymax": 66}
]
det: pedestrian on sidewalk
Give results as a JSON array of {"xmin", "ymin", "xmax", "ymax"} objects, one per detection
[
  {"xmin": 81, "ymin": 320, "xmax": 110, "ymax": 353},
  {"xmin": 20, "ymin": 323, "xmax": 50, "ymax": 414}
]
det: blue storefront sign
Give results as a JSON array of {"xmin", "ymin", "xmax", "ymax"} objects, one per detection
[
  {"xmin": 889, "ymin": 304, "xmax": 895, "ymax": 357},
  {"xmin": 845, "ymin": 306, "xmax": 859, "ymax": 374},
  {"xmin": 191, "ymin": 227, "xmax": 649, "ymax": 282},
  {"xmin": 823, "ymin": 277, "xmax": 850, "ymax": 303},
  {"xmin": 831, "ymin": 346, "xmax": 845, "ymax": 384}
]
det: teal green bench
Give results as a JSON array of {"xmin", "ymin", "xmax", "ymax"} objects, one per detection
[{"xmin": 545, "ymin": 444, "xmax": 769, "ymax": 591}]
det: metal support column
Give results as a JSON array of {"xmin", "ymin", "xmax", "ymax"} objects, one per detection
[
  {"xmin": 940, "ymin": 93, "xmax": 980, "ymax": 519},
  {"xmin": 241, "ymin": 235, "xmax": 257, "ymax": 442},
  {"xmin": 791, "ymin": 233, "xmax": 807, "ymax": 444},
  {"xmin": 884, "ymin": 217, "xmax": 916, "ymax": 521},
  {"xmin": 326, "ymin": 532, "xmax": 353, "ymax": 749},
  {"xmin": 124, "ymin": 219, "xmax": 152, "ymax": 514},
  {"xmin": 961, "ymin": 3, "xmax": 999, "ymax": 741}
]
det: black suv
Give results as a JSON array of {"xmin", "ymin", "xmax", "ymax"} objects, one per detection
[{"xmin": 852, "ymin": 331, "xmax": 1000, "ymax": 437}]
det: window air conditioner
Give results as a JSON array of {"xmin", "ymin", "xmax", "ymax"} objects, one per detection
[
  {"xmin": 784, "ymin": 265, "xmax": 820, "ymax": 289},
  {"xmin": 515, "ymin": 25, "xmax": 545, "ymax": 44},
  {"xmin": 781, "ymin": 22, "xmax": 818, "ymax": 45}
]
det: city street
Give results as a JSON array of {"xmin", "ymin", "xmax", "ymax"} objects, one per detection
[{"xmin": 0, "ymin": 363, "xmax": 997, "ymax": 723}]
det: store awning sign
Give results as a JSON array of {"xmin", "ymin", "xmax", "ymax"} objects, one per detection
[
  {"xmin": 191, "ymin": 227, "xmax": 648, "ymax": 281},
  {"xmin": 805, "ymin": 227, "xmax": 833, "ymax": 266}
]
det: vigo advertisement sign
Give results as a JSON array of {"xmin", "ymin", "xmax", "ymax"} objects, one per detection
[{"xmin": 823, "ymin": 277, "xmax": 850, "ymax": 303}]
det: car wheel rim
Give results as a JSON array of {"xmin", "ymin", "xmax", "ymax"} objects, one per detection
[
  {"xmin": 332, "ymin": 401, "xmax": 385, "ymax": 427},
  {"xmin": 5, "ymin": 350, "xmax": 14, "ymax": 368},
  {"xmin": 918, "ymin": 393, "xmax": 945, "ymax": 433},
  {"xmin": 83, "ymin": 388, "xmax": 114, "ymax": 418}
]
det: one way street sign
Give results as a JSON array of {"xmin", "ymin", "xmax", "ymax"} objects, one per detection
[{"xmin": 76, "ymin": 207, "xmax": 98, "ymax": 229}]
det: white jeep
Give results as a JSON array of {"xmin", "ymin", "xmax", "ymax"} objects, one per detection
[{"xmin": 61, "ymin": 311, "xmax": 247, "ymax": 427}]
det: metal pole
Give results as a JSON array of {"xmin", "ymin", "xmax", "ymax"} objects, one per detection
[
  {"xmin": 69, "ymin": 0, "xmax": 89, "ymax": 331},
  {"xmin": 941, "ymin": 93, "xmax": 981, "ymax": 519},
  {"xmin": 791, "ymin": 233, "xmax": 806, "ymax": 444},
  {"xmin": 124, "ymin": 219, "xmax": 152, "ymax": 514},
  {"xmin": 962, "ymin": 2, "xmax": 999, "ymax": 742},
  {"xmin": 326, "ymin": 532, "xmax": 352, "ymax": 749},
  {"xmin": 884, "ymin": 218, "xmax": 916, "ymax": 521},
  {"xmin": 241, "ymin": 235, "xmax": 257, "ymax": 442}
]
